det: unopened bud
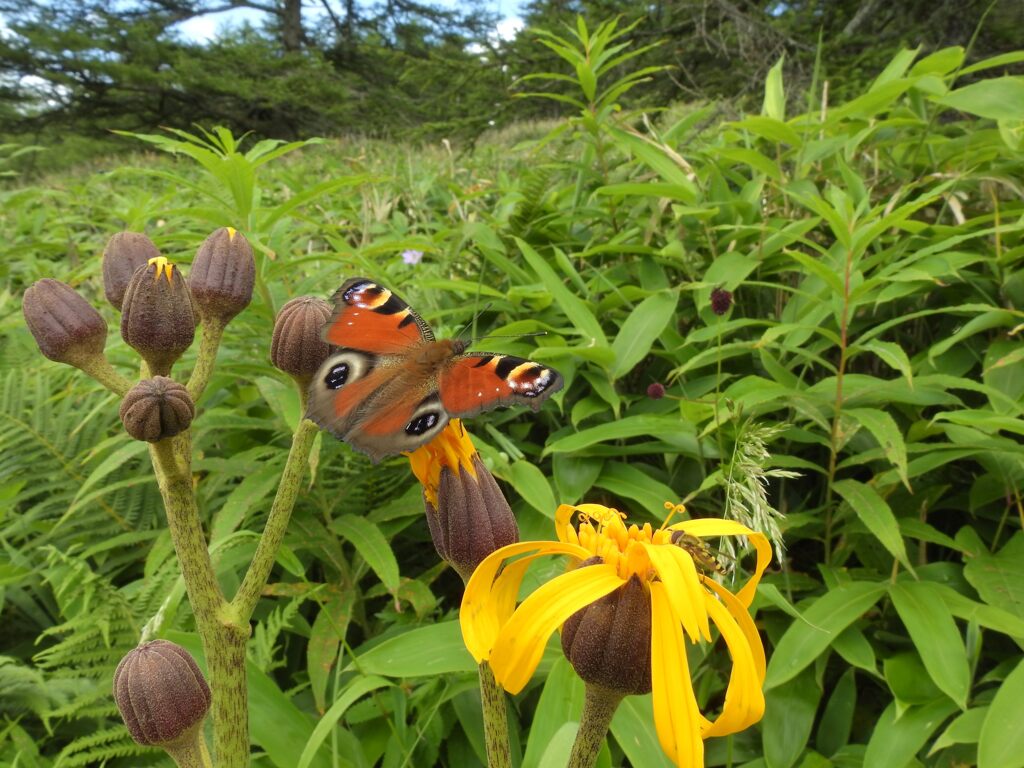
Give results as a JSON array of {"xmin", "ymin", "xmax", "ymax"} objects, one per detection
[
  {"xmin": 271, "ymin": 296, "xmax": 333, "ymax": 385},
  {"xmin": 119, "ymin": 377, "xmax": 195, "ymax": 442},
  {"xmin": 121, "ymin": 257, "xmax": 196, "ymax": 375},
  {"xmin": 102, "ymin": 232, "xmax": 161, "ymax": 311},
  {"xmin": 561, "ymin": 570, "xmax": 652, "ymax": 695},
  {"xmin": 189, "ymin": 227, "xmax": 255, "ymax": 325},
  {"xmin": 23, "ymin": 279, "xmax": 107, "ymax": 367},
  {"xmin": 113, "ymin": 640, "xmax": 211, "ymax": 748}
]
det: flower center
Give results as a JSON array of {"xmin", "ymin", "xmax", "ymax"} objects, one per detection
[{"xmin": 571, "ymin": 506, "xmax": 678, "ymax": 582}]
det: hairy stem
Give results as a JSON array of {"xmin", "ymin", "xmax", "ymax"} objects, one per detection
[
  {"xmin": 567, "ymin": 684, "xmax": 624, "ymax": 768},
  {"xmin": 150, "ymin": 437, "xmax": 250, "ymax": 768},
  {"xmin": 163, "ymin": 725, "xmax": 215, "ymax": 768},
  {"xmin": 73, "ymin": 352, "xmax": 133, "ymax": 396},
  {"xmin": 232, "ymin": 418, "xmax": 318, "ymax": 621},
  {"xmin": 187, "ymin": 319, "xmax": 226, "ymax": 401},
  {"xmin": 478, "ymin": 662, "xmax": 511, "ymax": 768}
]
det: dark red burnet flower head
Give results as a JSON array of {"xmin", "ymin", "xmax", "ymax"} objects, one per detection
[
  {"xmin": 710, "ymin": 287, "xmax": 733, "ymax": 316},
  {"xmin": 647, "ymin": 382, "xmax": 666, "ymax": 400}
]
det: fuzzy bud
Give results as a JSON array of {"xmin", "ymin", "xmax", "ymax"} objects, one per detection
[
  {"xmin": 408, "ymin": 420, "xmax": 518, "ymax": 582},
  {"xmin": 119, "ymin": 377, "xmax": 195, "ymax": 442},
  {"xmin": 271, "ymin": 296, "xmax": 333, "ymax": 385},
  {"xmin": 121, "ymin": 258, "xmax": 196, "ymax": 375},
  {"xmin": 23, "ymin": 279, "xmax": 108, "ymax": 367},
  {"xmin": 561, "ymin": 570, "xmax": 652, "ymax": 695},
  {"xmin": 102, "ymin": 232, "xmax": 161, "ymax": 311},
  {"xmin": 710, "ymin": 287, "xmax": 733, "ymax": 316},
  {"xmin": 113, "ymin": 640, "xmax": 211, "ymax": 748},
  {"xmin": 189, "ymin": 227, "xmax": 255, "ymax": 325},
  {"xmin": 647, "ymin": 382, "xmax": 665, "ymax": 400}
]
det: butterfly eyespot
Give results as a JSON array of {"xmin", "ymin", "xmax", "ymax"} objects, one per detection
[
  {"xmin": 324, "ymin": 363, "xmax": 349, "ymax": 390},
  {"xmin": 405, "ymin": 411, "xmax": 440, "ymax": 436}
]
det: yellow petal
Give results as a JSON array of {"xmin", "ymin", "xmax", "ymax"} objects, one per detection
[
  {"xmin": 670, "ymin": 519, "xmax": 772, "ymax": 608},
  {"xmin": 461, "ymin": 540, "xmax": 588, "ymax": 662},
  {"xmin": 705, "ymin": 579, "xmax": 766, "ymax": 682},
  {"xmin": 489, "ymin": 563, "xmax": 625, "ymax": 694},
  {"xmin": 649, "ymin": 582, "xmax": 704, "ymax": 767},
  {"xmin": 643, "ymin": 542, "xmax": 711, "ymax": 642},
  {"xmin": 700, "ymin": 591, "xmax": 765, "ymax": 737}
]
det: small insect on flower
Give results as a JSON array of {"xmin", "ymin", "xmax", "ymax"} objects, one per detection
[{"xmin": 671, "ymin": 530, "xmax": 730, "ymax": 576}]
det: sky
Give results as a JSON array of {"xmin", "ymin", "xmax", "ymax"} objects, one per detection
[{"xmin": 175, "ymin": 0, "xmax": 526, "ymax": 43}]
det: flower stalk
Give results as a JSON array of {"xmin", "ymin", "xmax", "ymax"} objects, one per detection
[
  {"xmin": 567, "ymin": 684, "xmax": 624, "ymax": 768},
  {"xmin": 478, "ymin": 662, "xmax": 512, "ymax": 768}
]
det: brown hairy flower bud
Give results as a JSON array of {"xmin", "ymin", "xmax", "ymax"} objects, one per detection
[
  {"xmin": 119, "ymin": 377, "xmax": 195, "ymax": 442},
  {"xmin": 121, "ymin": 258, "xmax": 196, "ymax": 375},
  {"xmin": 710, "ymin": 287, "xmax": 733, "ymax": 316},
  {"xmin": 113, "ymin": 640, "xmax": 211, "ymax": 748},
  {"xmin": 102, "ymin": 232, "xmax": 161, "ymax": 311},
  {"xmin": 189, "ymin": 227, "xmax": 255, "ymax": 325},
  {"xmin": 23, "ymin": 279, "xmax": 107, "ymax": 366},
  {"xmin": 408, "ymin": 421, "xmax": 518, "ymax": 582},
  {"xmin": 561, "ymin": 569, "xmax": 652, "ymax": 695},
  {"xmin": 271, "ymin": 296, "xmax": 332, "ymax": 385}
]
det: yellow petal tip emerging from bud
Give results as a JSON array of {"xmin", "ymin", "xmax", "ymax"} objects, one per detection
[
  {"xmin": 406, "ymin": 419, "xmax": 478, "ymax": 508},
  {"xmin": 147, "ymin": 256, "xmax": 174, "ymax": 284},
  {"xmin": 226, "ymin": 226, "xmax": 237, "ymax": 240}
]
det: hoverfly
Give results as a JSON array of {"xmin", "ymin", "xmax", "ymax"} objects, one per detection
[{"xmin": 671, "ymin": 530, "xmax": 730, "ymax": 576}]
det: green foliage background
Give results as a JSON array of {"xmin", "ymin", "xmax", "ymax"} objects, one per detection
[{"xmin": 4, "ymin": 18, "xmax": 1024, "ymax": 768}]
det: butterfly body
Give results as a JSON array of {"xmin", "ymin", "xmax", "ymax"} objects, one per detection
[{"xmin": 307, "ymin": 278, "xmax": 562, "ymax": 462}]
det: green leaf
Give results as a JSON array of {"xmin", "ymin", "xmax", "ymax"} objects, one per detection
[
  {"xmin": 516, "ymin": 239, "xmax": 607, "ymax": 347},
  {"xmin": 852, "ymin": 339, "xmax": 913, "ymax": 384},
  {"xmin": 964, "ymin": 533, "xmax": 1024, "ymax": 626},
  {"xmin": 763, "ymin": 55, "xmax": 786, "ymax": 121},
  {"xmin": 980, "ymin": 658, "xmax": 1024, "ymax": 768},
  {"xmin": 595, "ymin": 462, "xmax": 678, "ymax": 516},
  {"xmin": 333, "ymin": 515, "xmax": 400, "ymax": 592},
  {"xmin": 507, "ymin": 460, "xmax": 557, "ymax": 518},
  {"xmin": 832, "ymin": 479, "xmax": 913, "ymax": 571},
  {"xmin": 763, "ymin": 668, "xmax": 820, "ymax": 768},
  {"xmin": 932, "ymin": 706, "xmax": 987, "ymax": 753},
  {"xmin": 844, "ymin": 408, "xmax": 910, "ymax": 490},
  {"xmin": 610, "ymin": 695, "xmax": 675, "ymax": 768},
  {"xmin": 297, "ymin": 675, "xmax": 393, "ymax": 768},
  {"xmin": 543, "ymin": 415, "xmax": 698, "ymax": 456},
  {"xmin": 522, "ymin": 657, "xmax": 584, "ymax": 768},
  {"xmin": 349, "ymin": 621, "xmax": 475, "ymax": 677},
  {"xmin": 816, "ymin": 668, "xmax": 857, "ymax": 757},
  {"xmin": 863, "ymin": 698, "xmax": 959, "ymax": 768},
  {"xmin": 889, "ymin": 581, "xmax": 970, "ymax": 708},
  {"xmin": 307, "ymin": 589, "xmax": 355, "ymax": 714},
  {"xmin": 70, "ymin": 439, "xmax": 149, "ymax": 512},
  {"xmin": 765, "ymin": 581, "xmax": 887, "ymax": 689},
  {"xmin": 611, "ymin": 290, "xmax": 677, "ymax": 378},
  {"xmin": 211, "ymin": 462, "xmax": 282, "ymax": 543},
  {"xmin": 935, "ymin": 77, "xmax": 1024, "ymax": 120}
]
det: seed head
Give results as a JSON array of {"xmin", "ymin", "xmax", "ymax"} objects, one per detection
[
  {"xmin": 119, "ymin": 377, "xmax": 195, "ymax": 442},
  {"xmin": 271, "ymin": 296, "xmax": 333, "ymax": 385}
]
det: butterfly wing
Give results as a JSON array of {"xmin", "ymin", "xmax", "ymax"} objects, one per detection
[
  {"xmin": 308, "ymin": 278, "xmax": 445, "ymax": 462},
  {"xmin": 439, "ymin": 352, "xmax": 563, "ymax": 418}
]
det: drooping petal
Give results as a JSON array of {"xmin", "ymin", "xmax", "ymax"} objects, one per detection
[
  {"xmin": 705, "ymin": 579, "xmax": 766, "ymax": 682},
  {"xmin": 700, "ymin": 591, "xmax": 764, "ymax": 737},
  {"xmin": 461, "ymin": 540, "xmax": 588, "ymax": 662},
  {"xmin": 643, "ymin": 542, "xmax": 711, "ymax": 642},
  {"xmin": 649, "ymin": 581, "xmax": 704, "ymax": 768},
  {"xmin": 489, "ymin": 563, "xmax": 625, "ymax": 694},
  {"xmin": 670, "ymin": 519, "xmax": 772, "ymax": 607}
]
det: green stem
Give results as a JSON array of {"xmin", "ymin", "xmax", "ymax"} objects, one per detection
[
  {"xmin": 187, "ymin": 319, "xmax": 226, "ymax": 401},
  {"xmin": 567, "ymin": 684, "xmax": 624, "ymax": 768},
  {"xmin": 73, "ymin": 352, "xmax": 133, "ymax": 396},
  {"xmin": 163, "ymin": 725, "xmax": 215, "ymax": 768},
  {"xmin": 232, "ymin": 418, "xmax": 318, "ymax": 621},
  {"xmin": 478, "ymin": 662, "xmax": 511, "ymax": 768},
  {"xmin": 150, "ymin": 437, "xmax": 250, "ymax": 768}
]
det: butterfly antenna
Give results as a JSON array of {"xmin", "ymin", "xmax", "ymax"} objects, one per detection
[{"xmin": 457, "ymin": 302, "xmax": 494, "ymax": 340}]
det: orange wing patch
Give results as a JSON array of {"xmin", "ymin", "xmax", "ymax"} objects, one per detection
[
  {"xmin": 440, "ymin": 353, "xmax": 562, "ymax": 417},
  {"xmin": 323, "ymin": 278, "xmax": 432, "ymax": 354}
]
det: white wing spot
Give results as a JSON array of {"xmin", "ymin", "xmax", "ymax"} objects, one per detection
[{"xmin": 347, "ymin": 322, "xmax": 353, "ymax": 326}]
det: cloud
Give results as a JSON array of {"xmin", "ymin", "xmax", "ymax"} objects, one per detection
[{"xmin": 495, "ymin": 16, "xmax": 524, "ymax": 41}]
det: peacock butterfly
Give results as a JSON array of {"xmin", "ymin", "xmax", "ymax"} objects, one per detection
[{"xmin": 307, "ymin": 277, "xmax": 563, "ymax": 462}]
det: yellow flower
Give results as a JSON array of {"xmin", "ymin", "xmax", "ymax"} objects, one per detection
[
  {"xmin": 407, "ymin": 420, "xmax": 518, "ymax": 581},
  {"xmin": 460, "ymin": 502, "xmax": 772, "ymax": 767}
]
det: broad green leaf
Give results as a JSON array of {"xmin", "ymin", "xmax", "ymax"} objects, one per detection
[
  {"xmin": 508, "ymin": 460, "xmax": 557, "ymax": 518},
  {"xmin": 595, "ymin": 462, "xmax": 678, "ymax": 517},
  {"xmin": 765, "ymin": 581, "xmax": 886, "ymax": 689},
  {"xmin": 963, "ymin": 533, "xmax": 1024, "ymax": 625},
  {"xmin": 611, "ymin": 290, "xmax": 677, "ymax": 377},
  {"xmin": 762, "ymin": 55, "xmax": 786, "ymax": 121},
  {"xmin": 349, "ymin": 621, "xmax": 475, "ymax": 677},
  {"xmin": 863, "ymin": 698, "xmax": 959, "ymax": 768},
  {"xmin": 70, "ymin": 439, "xmax": 149, "ymax": 511},
  {"xmin": 297, "ymin": 675, "xmax": 393, "ymax": 768},
  {"xmin": 610, "ymin": 695, "xmax": 674, "ymax": 768},
  {"xmin": 308, "ymin": 588, "xmax": 355, "ymax": 714},
  {"xmin": 517, "ymin": 239, "xmax": 607, "ymax": 347},
  {"xmin": 523, "ymin": 657, "xmax": 585, "ymax": 768},
  {"xmin": 553, "ymin": 454, "xmax": 604, "ymax": 505},
  {"xmin": 537, "ymin": 724, "xmax": 579, "ymax": 768},
  {"xmin": 831, "ymin": 626, "xmax": 877, "ymax": 675},
  {"xmin": 211, "ymin": 462, "xmax": 282, "ymax": 543},
  {"xmin": 832, "ymin": 479, "xmax": 913, "ymax": 572},
  {"xmin": 543, "ymin": 415, "xmax": 698, "ymax": 456},
  {"xmin": 852, "ymin": 339, "xmax": 913, "ymax": 384},
  {"xmin": 889, "ymin": 581, "xmax": 970, "ymax": 708},
  {"xmin": 931, "ymin": 707, "xmax": 987, "ymax": 753},
  {"xmin": 935, "ymin": 77, "xmax": 1024, "ymax": 120},
  {"xmin": 979, "ymin": 658, "xmax": 1024, "ymax": 768},
  {"xmin": 844, "ymin": 408, "xmax": 910, "ymax": 490},
  {"xmin": 736, "ymin": 116, "xmax": 802, "ymax": 147},
  {"xmin": 928, "ymin": 310, "xmax": 1021, "ymax": 360},
  {"xmin": 333, "ymin": 515, "xmax": 400, "ymax": 592},
  {"xmin": 763, "ymin": 668, "xmax": 820, "ymax": 768},
  {"xmin": 816, "ymin": 668, "xmax": 857, "ymax": 757}
]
